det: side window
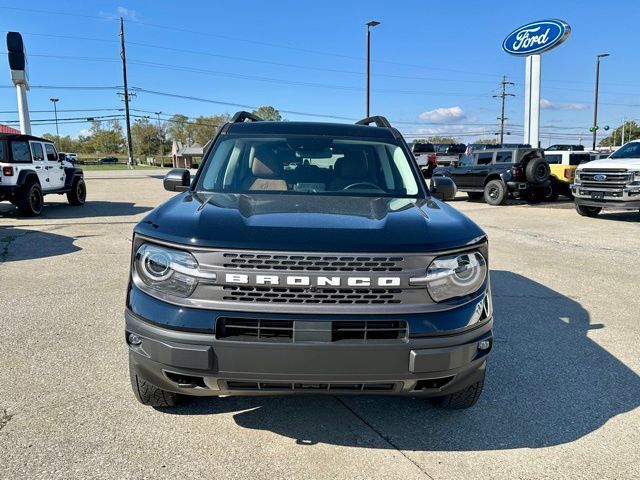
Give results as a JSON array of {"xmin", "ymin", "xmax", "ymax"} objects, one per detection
[
  {"xmin": 45, "ymin": 143, "xmax": 58, "ymax": 161},
  {"xmin": 476, "ymin": 152, "xmax": 494, "ymax": 165},
  {"xmin": 31, "ymin": 142, "xmax": 45, "ymax": 161},
  {"xmin": 495, "ymin": 152, "xmax": 513, "ymax": 163},
  {"xmin": 545, "ymin": 154, "xmax": 562, "ymax": 165},
  {"xmin": 11, "ymin": 141, "xmax": 32, "ymax": 163}
]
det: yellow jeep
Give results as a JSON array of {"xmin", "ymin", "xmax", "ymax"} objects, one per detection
[{"xmin": 544, "ymin": 151, "xmax": 592, "ymax": 199}]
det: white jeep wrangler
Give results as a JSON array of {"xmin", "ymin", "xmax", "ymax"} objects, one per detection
[{"xmin": 0, "ymin": 133, "xmax": 86, "ymax": 216}]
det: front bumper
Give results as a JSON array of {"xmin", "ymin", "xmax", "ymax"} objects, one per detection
[
  {"xmin": 126, "ymin": 308, "xmax": 492, "ymax": 398},
  {"xmin": 572, "ymin": 185, "xmax": 640, "ymax": 209}
]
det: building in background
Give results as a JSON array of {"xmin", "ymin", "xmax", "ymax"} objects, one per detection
[
  {"xmin": 0, "ymin": 124, "xmax": 21, "ymax": 134},
  {"xmin": 171, "ymin": 140, "xmax": 211, "ymax": 169}
]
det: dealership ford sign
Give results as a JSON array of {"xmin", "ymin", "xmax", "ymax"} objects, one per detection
[{"xmin": 502, "ymin": 19, "xmax": 571, "ymax": 56}]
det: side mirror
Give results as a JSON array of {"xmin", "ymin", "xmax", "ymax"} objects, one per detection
[
  {"xmin": 430, "ymin": 176, "xmax": 457, "ymax": 201},
  {"xmin": 164, "ymin": 168, "xmax": 191, "ymax": 192}
]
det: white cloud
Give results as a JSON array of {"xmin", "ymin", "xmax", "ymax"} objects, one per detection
[
  {"xmin": 419, "ymin": 106, "xmax": 468, "ymax": 123},
  {"xmin": 99, "ymin": 6, "xmax": 138, "ymax": 21},
  {"xmin": 540, "ymin": 99, "xmax": 589, "ymax": 111}
]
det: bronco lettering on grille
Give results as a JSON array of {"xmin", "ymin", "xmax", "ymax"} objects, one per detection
[{"xmin": 224, "ymin": 273, "xmax": 401, "ymax": 287}]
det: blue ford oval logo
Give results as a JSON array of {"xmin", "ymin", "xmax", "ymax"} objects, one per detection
[
  {"xmin": 593, "ymin": 174, "xmax": 607, "ymax": 181},
  {"xmin": 503, "ymin": 19, "xmax": 571, "ymax": 56}
]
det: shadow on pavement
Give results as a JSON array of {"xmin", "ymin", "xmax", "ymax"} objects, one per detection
[
  {"xmin": 161, "ymin": 270, "xmax": 640, "ymax": 450},
  {"xmin": 0, "ymin": 226, "xmax": 83, "ymax": 262},
  {"xmin": 0, "ymin": 201, "xmax": 151, "ymax": 219}
]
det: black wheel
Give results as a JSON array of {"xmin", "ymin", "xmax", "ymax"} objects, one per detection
[
  {"xmin": 575, "ymin": 204, "xmax": 602, "ymax": 217},
  {"xmin": 431, "ymin": 370, "xmax": 485, "ymax": 410},
  {"xmin": 16, "ymin": 180, "xmax": 43, "ymax": 216},
  {"xmin": 483, "ymin": 180, "xmax": 508, "ymax": 206},
  {"xmin": 467, "ymin": 192, "xmax": 484, "ymax": 201},
  {"xmin": 67, "ymin": 178, "xmax": 86, "ymax": 206},
  {"xmin": 545, "ymin": 182, "xmax": 559, "ymax": 202},
  {"xmin": 524, "ymin": 157, "xmax": 550, "ymax": 184},
  {"xmin": 129, "ymin": 357, "xmax": 178, "ymax": 408}
]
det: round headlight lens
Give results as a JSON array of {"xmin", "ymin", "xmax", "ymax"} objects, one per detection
[
  {"xmin": 425, "ymin": 251, "xmax": 487, "ymax": 302},
  {"xmin": 135, "ymin": 243, "xmax": 199, "ymax": 297}
]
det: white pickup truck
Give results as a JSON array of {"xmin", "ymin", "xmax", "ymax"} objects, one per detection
[{"xmin": 571, "ymin": 140, "xmax": 640, "ymax": 217}]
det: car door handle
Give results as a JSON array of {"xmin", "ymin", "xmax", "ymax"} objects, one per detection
[{"xmin": 35, "ymin": 166, "xmax": 42, "ymax": 169}]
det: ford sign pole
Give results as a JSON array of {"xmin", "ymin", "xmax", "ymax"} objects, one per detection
[
  {"xmin": 503, "ymin": 20, "xmax": 571, "ymax": 148},
  {"xmin": 6, "ymin": 32, "xmax": 31, "ymax": 135}
]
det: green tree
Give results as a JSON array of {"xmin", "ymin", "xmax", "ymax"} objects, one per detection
[
  {"xmin": 166, "ymin": 114, "xmax": 190, "ymax": 144},
  {"xmin": 427, "ymin": 136, "xmax": 458, "ymax": 144},
  {"xmin": 599, "ymin": 121, "xmax": 640, "ymax": 147},
  {"xmin": 185, "ymin": 114, "xmax": 230, "ymax": 145},
  {"xmin": 252, "ymin": 106, "xmax": 282, "ymax": 121},
  {"xmin": 41, "ymin": 133, "xmax": 81, "ymax": 153},
  {"xmin": 82, "ymin": 120, "xmax": 125, "ymax": 154},
  {"xmin": 473, "ymin": 138, "xmax": 498, "ymax": 145},
  {"xmin": 131, "ymin": 117, "xmax": 163, "ymax": 157}
]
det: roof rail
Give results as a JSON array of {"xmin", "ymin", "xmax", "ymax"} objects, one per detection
[
  {"xmin": 355, "ymin": 116, "xmax": 392, "ymax": 128},
  {"xmin": 230, "ymin": 111, "xmax": 263, "ymax": 123}
]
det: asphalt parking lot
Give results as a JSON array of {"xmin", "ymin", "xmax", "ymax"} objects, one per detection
[{"xmin": 1, "ymin": 170, "xmax": 638, "ymax": 480}]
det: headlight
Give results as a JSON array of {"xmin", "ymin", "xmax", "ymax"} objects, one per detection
[
  {"xmin": 134, "ymin": 243, "xmax": 215, "ymax": 297},
  {"xmin": 423, "ymin": 251, "xmax": 487, "ymax": 302},
  {"xmin": 573, "ymin": 171, "xmax": 582, "ymax": 184},
  {"xmin": 632, "ymin": 171, "xmax": 640, "ymax": 184}
]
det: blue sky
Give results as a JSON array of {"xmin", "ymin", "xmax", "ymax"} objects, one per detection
[{"xmin": 0, "ymin": 0, "xmax": 637, "ymax": 146}]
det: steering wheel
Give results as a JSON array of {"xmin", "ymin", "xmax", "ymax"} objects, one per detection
[{"xmin": 341, "ymin": 182, "xmax": 383, "ymax": 191}]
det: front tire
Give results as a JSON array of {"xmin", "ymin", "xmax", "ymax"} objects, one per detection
[
  {"xmin": 16, "ymin": 180, "xmax": 43, "ymax": 216},
  {"xmin": 431, "ymin": 370, "xmax": 485, "ymax": 410},
  {"xmin": 129, "ymin": 357, "xmax": 178, "ymax": 408},
  {"xmin": 67, "ymin": 178, "xmax": 86, "ymax": 206},
  {"xmin": 484, "ymin": 180, "xmax": 508, "ymax": 206},
  {"xmin": 575, "ymin": 204, "xmax": 602, "ymax": 217}
]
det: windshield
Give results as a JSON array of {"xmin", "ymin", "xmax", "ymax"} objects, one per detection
[
  {"xmin": 197, "ymin": 136, "xmax": 421, "ymax": 197},
  {"xmin": 610, "ymin": 142, "xmax": 640, "ymax": 159}
]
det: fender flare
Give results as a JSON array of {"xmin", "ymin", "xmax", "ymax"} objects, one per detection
[
  {"xmin": 64, "ymin": 167, "xmax": 84, "ymax": 188},
  {"xmin": 16, "ymin": 169, "xmax": 40, "ymax": 187}
]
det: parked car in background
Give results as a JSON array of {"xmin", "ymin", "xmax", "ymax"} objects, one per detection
[
  {"xmin": 434, "ymin": 146, "xmax": 551, "ymax": 205},
  {"xmin": 0, "ymin": 134, "xmax": 86, "ymax": 216},
  {"xmin": 544, "ymin": 150, "xmax": 592, "ymax": 199},
  {"xmin": 471, "ymin": 143, "xmax": 530, "ymax": 152},
  {"xmin": 572, "ymin": 140, "xmax": 640, "ymax": 217},
  {"xmin": 433, "ymin": 143, "xmax": 466, "ymax": 166},
  {"xmin": 98, "ymin": 156, "xmax": 119, "ymax": 164},
  {"xmin": 546, "ymin": 144, "xmax": 585, "ymax": 152},
  {"xmin": 411, "ymin": 142, "xmax": 437, "ymax": 178}
]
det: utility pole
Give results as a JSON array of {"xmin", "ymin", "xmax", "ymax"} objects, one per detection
[
  {"xmin": 493, "ymin": 76, "xmax": 515, "ymax": 145},
  {"xmin": 155, "ymin": 111, "xmax": 162, "ymax": 166},
  {"xmin": 622, "ymin": 117, "xmax": 626, "ymax": 145},
  {"xmin": 119, "ymin": 17, "xmax": 134, "ymax": 168}
]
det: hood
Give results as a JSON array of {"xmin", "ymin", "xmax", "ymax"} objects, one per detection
[
  {"xmin": 579, "ymin": 157, "xmax": 640, "ymax": 170},
  {"xmin": 135, "ymin": 193, "xmax": 485, "ymax": 253}
]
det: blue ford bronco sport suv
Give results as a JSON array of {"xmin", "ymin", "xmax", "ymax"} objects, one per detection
[{"xmin": 126, "ymin": 113, "xmax": 493, "ymax": 409}]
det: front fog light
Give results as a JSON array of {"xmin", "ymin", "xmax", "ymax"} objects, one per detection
[
  {"xmin": 478, "ymin": 340, "xmax": 491, "ymax": 351},
  {"xmin": 128, "ymin": 333, "xmax": 142, "ymax": 345},
  {"xmin": 422, "ymin": 251, "xmax": 487, "ymax": 302}
]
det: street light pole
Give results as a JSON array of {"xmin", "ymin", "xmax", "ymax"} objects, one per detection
[
  {"xmin": 365, "ymin": 20, "xmax": 380, "ymax": 118},
  {"xmin": 592, "ymin": 53, "xmax": 609, "ymax": 150},
  {"xmin": 50, "ymin": 97, "xmax": 59, "ymax": 144}
]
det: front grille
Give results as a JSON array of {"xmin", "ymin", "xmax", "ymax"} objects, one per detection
[
  {"xmin": 222, "ymin": 253, "xmax": 404, "ymax": 272},
  {"xmin": 579, "ymin": 169, "xmax": 632, "ymax": 188},
  {"xmin": 216, "ymin": 318, "xmax": 294, "ymax": 342},
  {"xmin": 224, "ymin": 381, "xmax": 398, "ymax": 392},
  {"xmin": 216, "ymin": 318, "xmax": 408, "ymax": 343},
  {"xmin": 331, "ymin": 320, "xmax": 407, "ymax": 342},
  {"xmin": 222, "ymin": 286, "xmax": 402, "ymax": 304}
]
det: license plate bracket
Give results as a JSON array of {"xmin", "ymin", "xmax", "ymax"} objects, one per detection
[{"xmin": 591, "ymin": 192, "xmax": 604, "ymax": 200}]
